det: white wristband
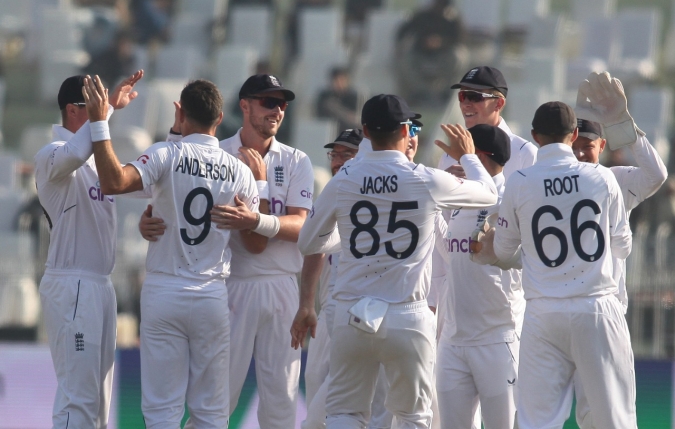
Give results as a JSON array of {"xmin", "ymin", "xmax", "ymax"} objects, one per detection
[
  {"xmin": 90, "ymin": 121, "xmax": 110, "ymax": 142},
  {"xmin": 256, "ymin": 180, "xmax": 269, "ymax": 200},
  {"xmin": 253, "ymin": 213, "xmax": 280, "ymax": 237}
]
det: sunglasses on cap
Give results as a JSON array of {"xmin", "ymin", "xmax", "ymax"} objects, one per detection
[
  {"xmin": 458, "ymin": 90, "xmax": 502, "ymax": 103},
  {"xmin": 71, "ymin": 102, "xmax": 86, "ymax": 107},
  {"xmin": 248, "ymin": 96, "xmax": 289, "ymax": 111}
]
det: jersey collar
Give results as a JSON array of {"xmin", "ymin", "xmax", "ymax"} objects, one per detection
[
  {"xmin": 361, "ymin": 150, "xmax": 409, "ymax": 162},
  {"xmin": 52, "ymin": 124, "xmax": 74, "ymax": 141},
  {"xmin": 497, "ymin": 117, "xmax": 515, "ymax": 138},
  {"xmin": 182, "ymin": 133, "xmax": 220, "ymax": 147},
  {"xmin": 535, "ymin": 143, "xmax": 577, "ymax": 166}
]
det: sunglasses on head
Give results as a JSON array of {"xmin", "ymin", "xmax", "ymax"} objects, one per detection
[
  {"xmin": 458, "ymin": 90, "xmax": 502, "ymax": 103},
  {"xmin": 249, "ymin": 96, "xmax": 289, "ymax": 111}
]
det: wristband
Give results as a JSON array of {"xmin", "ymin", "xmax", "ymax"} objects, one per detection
[
  {"xmin": 256, "ymin": 180, "xmax": 269, "ymax": 200},
  {"xmin": 90, "ymin": 121, "xmax": 110, "ymax": 142},
  {"xmin": 253, "ymin": 213, "xmax": 280, "ymax": 237}
]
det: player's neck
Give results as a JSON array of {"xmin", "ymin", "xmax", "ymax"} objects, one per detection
[{"xmin": 240, "ymin": 126, "xmax": 273, "ymax": 156}]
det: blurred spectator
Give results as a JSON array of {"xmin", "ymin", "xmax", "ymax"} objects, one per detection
[
  {"xmin": 129, "ymin": 0, "xmax": 175, "ymax": 45},
  {"xmin": 287, "ymin": 0, "xmax": 332, "ymax": 62},
  {"xmin": 83, "ymin": 13, "xmax": 120, "ymax": 58},
  {"xmin": 83, "ymin": 31, "xmax": 137, "ymax": 88},
  {"xmin": 315, "ymin": 67, "xmax": 360, "ymax": 130},
  {"xmin": 395, "ymin": 0, "xmax": 468, "ymax": 105}
]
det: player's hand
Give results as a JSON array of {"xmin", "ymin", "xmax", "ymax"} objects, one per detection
[
  {"xmin": 82, "ymin": 75, "xmax": 108, "ymax": 123},
  {"xmin": 575, "ymin": 71, "xmax": 637, "ymax": 150},
  {"xmin": 470, "ymin": 213, "xmax": 522, "ymax": 269},
  {"xmin": 445, "ymin": 164, "xmax": 466, "ymax": 178},
  {"xmin": 211, "ymin": 196, "xmax": 258, "ymax": 230},
  {"xmin": 290, "ymin": 306, "xmax": 317, "ymax": 350},
  {"xmin": 435, "ymin": 124, "xmax": 475, "ymax": 161},
  {"xmin": 170, "ymin": 101, "xmax": 181, "ymax": 135},
  {"xmin": 139, "ymin": 204, "xmax": 166, "ymax": 242},
  {"xmin": 109, "ymin": 70, "xmax": 143, "ymax": 110},
  {"xmin": 238, "ymin": 147, "xmax": 267, "ymax": 181}
]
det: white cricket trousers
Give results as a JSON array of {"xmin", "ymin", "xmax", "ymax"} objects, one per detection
[
  {"xmin": 39, "ymin": 269, "xmax": 117, "ymax": 429},
  {"xmin": 305, "ymin": 313, "xmax": 331, "ymax": 407},
  {"xmin": 436, "ymin": 341, "xmax": 519, "ymax": 429},
  {"xmin": 228, "ymin": 275, "xmax": 302, "ymax": 429},
  {"xmin": 326, "ymin": 299, "xmax": 436, "ymax": 429},
  {"xmin": 140, "ymin": 278, "xmax": 230, "ymax": 429},
  {"xmin": 517, "ymin": 295, "xmax": 637, "ymax": 429}
]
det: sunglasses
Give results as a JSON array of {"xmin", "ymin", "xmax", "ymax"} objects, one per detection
[
  {"xmin": 458, "ymin": 90, "xmax": 502, "ymax": 103},
  {"xmin": 409, "ymin": 125, "xmax": 422, "ymax": 137},
  {"xmin": 475, "ymin": 149, "xmax": 495, "ymax": 156},
  {"xmin": 71, "ymin": 102, "xmax": 86, "ymax": 107},
  {"xmin": 327, "ymin": 151, "xmax": 357, "ymax": 161},
  {"xmin": 249, "ymin": 96, "xmax": 289, "ymax": 111}
]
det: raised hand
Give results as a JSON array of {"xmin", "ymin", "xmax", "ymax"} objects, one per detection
[
  {"xmin": 82, "ymin": 75, "xmax": 108, "ymax": 123},
  {"xmin": 109, "ymin": 70, "xmax": 144, "ymax": 110},
  {"xmin": 435, "ymin": 123, "xmax": 475, "ymax": 161}
]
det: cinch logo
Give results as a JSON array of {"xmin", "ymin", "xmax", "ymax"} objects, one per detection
[
  {"xmin": 445, "ymin": 236, "xmax": 475, "ymax": 253},
  {"xmin": 270, "ymin": 197, "xmax": 285, "ymax": 215},
  {"xmin": 75, "ymin": 332, "xmax": 84, "ymax": 351},
  {"xmin": 497, "ymin": 217, "xmax": 508, "ymax": 228},
  {"xmin": 89, "ymin": 181, "xmax": 114, "ymax": 202},
  {"xmin": 301, "ymin": 189, "xmax": 313, "ymax": 199}
]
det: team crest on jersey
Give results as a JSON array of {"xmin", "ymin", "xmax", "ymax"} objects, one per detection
[
  {"xmin": 477, "ymin": 209, "xmax": 488, "ymax": 224},
  {"xmin": 75, "ymin": 332, "xmax": 84, "ymax": 351},
  {"xmin": 274, "ymin": 166, "xmax": 284, "ymax": 186}
]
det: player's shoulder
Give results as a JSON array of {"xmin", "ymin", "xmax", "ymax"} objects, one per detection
[{"xmin": 275, "ymin": 139, "xmax": 310, "ymax": 161}]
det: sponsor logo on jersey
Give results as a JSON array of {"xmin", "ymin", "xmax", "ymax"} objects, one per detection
[
  {"xmin": 75, "ymin": 332, "xmax": 84, "ymax": 351},
  {"xmin": 270, "ymin": 197, "xmax": 285, "ymax": 215},
  {"xmin": 89, "ymin": 181, "xmax": 114, "ymax": 202},
  {"xmin": 445, "ymin": 236, "xmax": 475, "ymax": 253},
  {"xmin": 301, "ymin": 189, "xmax": 313, "ymax": 199},
  {"xmin": 274, "ymin": 166, "xmax": 284, "ymax": 186},
  {"xmin": 497, "ymin": 216, "xmax": 508, "ymax": 228}
]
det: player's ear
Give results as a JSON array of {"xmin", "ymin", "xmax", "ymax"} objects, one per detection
[
  {"xmin": 215, "ymin": 111, "xmax": 224, "ymax": 127},
  {"xmin": 570, "ymin": 127, "xmax": 579, "ymax": 143},
  {"xmin": 599, "ymin": 138, "xmax": 607, "ymax": 153},
  {"xmin": 363, "ymin": 125, "xmax": 371, "ymax": 139},
  {"xmin": 239, "ymin": 98, "xmax": 248, "ymax": 115},
  {"xmin": 495, "ymin": 97, "xmax": 505, "ymax": 112},
  {"xmin": 530, "ymin": 130, "xmax": 541, "ymax": 145}
]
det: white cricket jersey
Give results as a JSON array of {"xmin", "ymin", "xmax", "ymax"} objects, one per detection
[
  {"xmin": 220, "ymin": 130, "xmax": 314, "ymax": 278},
  {"xmin": 130, "ymin": 133, "xmax": 259, "ymax": 283},
  {"xmin": 494, "ymin": 143, "xmax": 632, "ymax": 300},
  {"xmin": 35, "ymin": 123, "xmax": 117, "ymax": 275},
  {"xmin": 437, "ymin": 118, "xmax": 538, "ymax": 181},
  {"xmin": 299, "ymin": 150, "xmax": 498, "ymax": 303},
  {"xmin": 608, "ymin": 135, "xmax": 668, "ymax": 308},
  {"xmin": 319, "ymin": 252, "xmax": 340, "ymax": 309},
  {"xmin": 440, "ymin": 172, "xmax": 525, "ymax": 345}
]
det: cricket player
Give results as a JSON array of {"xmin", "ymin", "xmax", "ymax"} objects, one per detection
[
  {"xmin": 571, "ymin": 72, "xmax": 667, "ymax": 428},
  {"xmin": 435, "ymin": 124, "xmax": 524, "ymax": 429},
  {"xmin": 84, "ymin": 77, "xmax": 263, "ymax": 428},
  {"xmin": 140, "ymin": 74, "xmax": 314, "ymax": 429},
  {"xmin": 35, "ymin": 71, "xmax": 142, "ymax": 429},
  {"xmin": 295, "ymin": 94, "xmax": 498, "ymax": 429},
  {"xmin": 492, "ymin": 101, "xmax": 634, "ymax": 428}
]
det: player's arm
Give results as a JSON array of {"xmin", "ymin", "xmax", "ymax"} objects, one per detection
[
  {"xmin": 83, "ymin": 76, "xmax": 143, "ymax": 194},
  {"xmin": 138, "ymin": 204, "xmax": 165, "ymax": 241},
  {"xmin": 606, "ymin": 174, "xmax": 632, "ymax": 260},
  {"xmin": 290, "ymin": 253, "xmax": 325, "ymax": 349},
  {"xmin": 298, "ymin": 179, "xmax": 339, "ymax": 256},
  {"xmin": 612, "ymin": 134, "xmax": 668, "ymax": 211},
  {"xmin": 493, "ymin": 178, "xmax": 523, "ymax": 262}
]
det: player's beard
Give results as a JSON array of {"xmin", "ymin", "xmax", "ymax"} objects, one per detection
[{"xmin": 250, "ymin": 113, "xmax": 282, "ymax": 139}]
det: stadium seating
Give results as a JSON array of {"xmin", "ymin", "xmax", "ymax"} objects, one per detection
[{"xmin": 228, "ymin": 6, "xmax": 273, "ymax": 60}]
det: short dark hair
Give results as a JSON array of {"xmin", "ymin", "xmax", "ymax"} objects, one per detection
[
  {"xmin": 180, "ymin": 80, "xmax": 223, "ymax": 128},
  {"xmin": 367, "ymin": 127, "xmax": 401, "ymax": 148},
  {"xmin": 331, "ymin": 67, "xmax": 349, "ymax": 80}
]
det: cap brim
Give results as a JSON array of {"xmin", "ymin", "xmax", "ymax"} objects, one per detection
[
  {"xmin": 578, "ymin": 132, "xmax": 602, "ymax": 140},
  {"xmin": 253, "ymin": 87, "xmax": 295, "ymax": 101},
  {"xmin": 324, "ymin": 141, "xmax": 360, "ymax": 150},
  {"xmin": 412, "ymin": 118, "xmax": 423, "ymax": 127},
  {"xmin": 451, "ymin": 83, "xmax": 507, "ymax": 96}
]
